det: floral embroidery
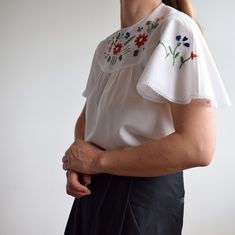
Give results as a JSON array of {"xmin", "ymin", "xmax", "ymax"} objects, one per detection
[
  {"xmin": 113, "ymin": 43, "xmax": 123, "ymax": 55},
  {"xmin": 191, "ymin": 53, "xmax": 198, "ymax": 59},
  {"xmin": 176, "ymin": 35, "xmax": 190, "ymax": 47},
  {"xmin": 135, "ymin": 33, "xmax": 148, "ymax": 48},
  {"xmin": 137, "ymin": 26, "xmax": 144, "ymax": 32},
  {"xmin": 157, "ymin": 34, "xmax": 197, "ymax": 69},
  {"xmin": 146, "ymin": 18, "xmax": 161, "ymax": 34},
  {"xmin": 104, "ymin": 17, "xmax": 163, "ymax": 65}
]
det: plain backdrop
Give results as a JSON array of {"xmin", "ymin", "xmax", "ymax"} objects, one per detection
[{"xmin": 0, "ymin": 0, "xmax": 234, "ymax": 234}]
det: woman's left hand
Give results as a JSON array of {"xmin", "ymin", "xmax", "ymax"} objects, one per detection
[{"xmin": 62, "ymin": 139, "xmax": 105, "ymax": 174}]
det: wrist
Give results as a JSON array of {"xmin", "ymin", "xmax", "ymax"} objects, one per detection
[
  {"xmin": 95, "ymin": 150, "xmax": 109, "ymax": 174},
  {"xmin": 95, "ymin": 148, "xmax": 123, "ymax": 174}
]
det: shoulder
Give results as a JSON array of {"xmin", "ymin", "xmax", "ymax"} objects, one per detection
[{"xmin": 158, "ymin": 6, "xmax": 201, "ymax": 36}]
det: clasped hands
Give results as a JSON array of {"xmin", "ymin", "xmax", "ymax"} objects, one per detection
[{"xmin": 62, "ymin": 139, "xmax": 105, "ymax": 198}]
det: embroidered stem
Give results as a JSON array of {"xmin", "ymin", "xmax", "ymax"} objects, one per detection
[
  {"xmin": 123, "ymin": 46, "xmax": 131, "ymax": 55},
  {"xmin": 172, "ymin": 43, "xmax": 181, "ymax": 66},
  {"xmin": 168, "ymin": 46, "xmax": 173, "ymax": 55},
  {"xmin": 179, "ymin": 55, "xmax": 191, "ymax": 69},
  {"xmin": 157, "ymin": 41, "xmax": 169, "ymax": 58}
]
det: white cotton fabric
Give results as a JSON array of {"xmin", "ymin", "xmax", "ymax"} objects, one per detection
[{"xmin": 82, "ymin": 2, "xmax": 232, "ymax": 150}]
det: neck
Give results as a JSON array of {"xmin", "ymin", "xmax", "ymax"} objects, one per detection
[{"xmin": 120, "ymin": 0, "xmax": 162, "ymax": 29}]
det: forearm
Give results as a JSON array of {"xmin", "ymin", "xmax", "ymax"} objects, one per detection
[
  {"xmin": 74, "ymin": 116, "xmax": 85, "ymax": 140},
  {"xmin": 74, "ymin": 103, "xmax": 86, "ymax": 141},
  {"xmin": 98, "ymin": 132, "xmax": 206, "ymax": 177}
]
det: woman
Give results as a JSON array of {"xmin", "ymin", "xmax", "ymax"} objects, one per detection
[{"xmin": 62, "ymin": 0, "xmax": 232, "ymax": 234}]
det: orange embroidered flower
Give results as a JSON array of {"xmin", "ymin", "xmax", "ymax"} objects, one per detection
[
  {"xmin": 113, "ymin": 43, "xmax": 123, "ymax": 55},
  {"xmin": 134, "ymin": 33, "xmax": 148, "ymax": 48}
]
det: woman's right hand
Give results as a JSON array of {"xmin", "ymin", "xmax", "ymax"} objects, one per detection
[{"xmin": 66, "ymin": 169, "xmax": 92, "ymax": 198}]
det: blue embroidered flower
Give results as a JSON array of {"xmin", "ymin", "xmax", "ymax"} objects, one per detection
[
  {"xmin": 176, "ymin": 35, "xmax": 190, "ymax": 47},
  {"xmin": 176, "ymin": 35, "xmax": 181, "ymax": 41}
]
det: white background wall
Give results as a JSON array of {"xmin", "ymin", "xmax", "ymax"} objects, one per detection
[{"xmin": 0, "ymin": 0, "xmax": 234, "ymax": 234}]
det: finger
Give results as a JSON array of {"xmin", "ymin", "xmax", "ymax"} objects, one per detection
[
  {"xmin": 64, "ymin": 146, "xmax": 77, "ymax": 164},
  {"xmin": 63, "ymin": 162, "xmax": 69, "ymax": 171},
  {"xmin": 65, "ymin": 146, "xmax": 73, "ymax": 157},
  {"xmin": 66, "ymin": 183, "xmax": 91, "ymax": 198},
  {"xmin": 62, "ymin": 161, "xmax": 71, "ymax": 170},
  {"xmin": 69, "ymin": 144, "xmax": 78, "ymax": 158},
  {"xmin": 62, "ymin": 149, "xmax": 73, "ymax": 170},
  {"xmin": 82, "ymin": 174, "xmax": 92, "ymax": 186},
  {"xmin": 67, "ymin": 170, "xmax": 91, "ymax": 194},
  {"xmin": 62, "ymin": 155, "xmax": 68, "ymax": 163},
  {"xmin": 66, "ymin": 171, "xmax": 91, "ymax": 198}
]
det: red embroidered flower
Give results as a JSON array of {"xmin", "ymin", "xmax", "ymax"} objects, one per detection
[
  {"xmin": 113, "ymin": 43, "xmax": 123, "ymax": 55},
  {"xmin": 191, "ymin": 53, "xmax": 197, "ymax": 59},
  {"xmin": 134, "ymin": 33, "xmax": 148, "ymax": 48}
]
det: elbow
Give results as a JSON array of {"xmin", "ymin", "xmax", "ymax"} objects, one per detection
[
  {"xmin": 196, "ymin": 151, "xmax": 214, "ymax": 167},
  {"xmin": 189, "ymin": 141, "xmax": 216, "ymax": 168}
]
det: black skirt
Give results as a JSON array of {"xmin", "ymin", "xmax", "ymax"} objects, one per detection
[{"xmin": 64, "ymin": 171, "xmax": 185, "ymax": 235}]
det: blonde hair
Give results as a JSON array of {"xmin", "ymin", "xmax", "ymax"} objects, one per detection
[{"xmin": 163, "ymin": 0, "xmax": 193, "ymax": 18}]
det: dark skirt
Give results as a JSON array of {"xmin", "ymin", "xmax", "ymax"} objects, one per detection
[{"xmin": 64, "ymin": 171, "xmax": 185, "ymax": 235}]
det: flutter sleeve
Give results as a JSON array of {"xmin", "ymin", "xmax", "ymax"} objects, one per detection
[{"xmin": 136, "ymin": 13, "xmax": 232, "ymax": 108}]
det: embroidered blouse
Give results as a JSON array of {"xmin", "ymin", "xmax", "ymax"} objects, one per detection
[{"xmin": 81, "ymin": 2, "xmax": 232, "ymax": 150}]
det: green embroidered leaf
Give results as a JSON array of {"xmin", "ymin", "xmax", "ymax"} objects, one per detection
[
  {"xmin": 156, "ymin": 41, "xmax": 161, "ymax": 47},
  {"xmin": 181, "ymin": 56, "xmax": 184, "ymax": 63},
  {"xmin": 175, "ymin": 52, "xmax": 180, "ymax": 59},
  {"xmin": 133, "ymin": 50, "xmax": 139, "ymax": 57},
  {"xmin": 153, "ymin": 22, "xmax": 159, "ymax": 29},
  {"xmin": 147, "ymin": 26, "xmax": 153, "ymax": 34},
  {"xmin": 111, "ymin": 56, "xmax": 117, "ymax": 65},
  {"xmin": 169, "ymin": 46, "xmax": 173, "ymax": 54}
]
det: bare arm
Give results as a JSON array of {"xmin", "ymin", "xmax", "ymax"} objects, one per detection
[
  {"xmin": 74, "ymin": 101, "xmax": 86, "ymax": 141},
  {"xmin": 97, "ymin": 99, "xmax": 216, "ymax": 177},
  {"xmin": 65, "ymin": 101, "xmax": 92, "ymax": 198}
]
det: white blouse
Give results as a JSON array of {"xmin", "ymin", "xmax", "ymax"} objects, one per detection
[{"xmin": 82, "ymin": 2, "xmax": 232, "ymax": 150}]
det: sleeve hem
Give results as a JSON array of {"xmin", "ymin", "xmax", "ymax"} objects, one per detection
[
  {"xmin": 136, "ymin": 80, "xmax": 232, "ymax": 108},
  {"xmin": 82, "ymin": 89, "xmax": 89, "ymax": 98}
]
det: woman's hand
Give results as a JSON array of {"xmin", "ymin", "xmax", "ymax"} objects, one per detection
[
  {"xmin": 62, "ymin": 139, "xmax": 105, "ymax": 174},
  {"xmin": 66, "ymin": 169, "xmax": 91, "ymax": 198}
]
